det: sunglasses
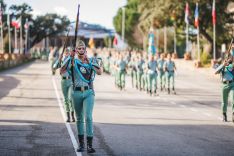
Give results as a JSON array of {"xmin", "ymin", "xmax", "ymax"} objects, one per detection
[{"xmin": 77, "ymin": 47, "xmax": 85, "ymax": 51}]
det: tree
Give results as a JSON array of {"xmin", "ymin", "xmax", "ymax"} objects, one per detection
[
  {"xmin": 113, "ymin": 0, "xmax": 140, "ymax": 48},
  {"xmin": 138, "ymin": 0, "xmax": 234, "ymax": 55},
  {"xmin": 29, "ymin": 13, "xmax": 70, "ymax": 48}
]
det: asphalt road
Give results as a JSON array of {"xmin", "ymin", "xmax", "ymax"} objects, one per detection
[{"xmin": 0, "ymin": 60, "xmax": 234, "ymax": 156}]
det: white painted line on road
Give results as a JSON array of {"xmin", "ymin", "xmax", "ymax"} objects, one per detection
[
  {"xmin": 190, "ymin": 108, "xmax": 198, "ymax": 112},
  {"xmin": 52, "ymin": 78, "xmax": 82, "ymax": 156}
]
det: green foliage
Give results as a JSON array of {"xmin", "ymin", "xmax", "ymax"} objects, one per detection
[
  {"xmin": 201, "ymin": 51, "xmax": 212, "ymax": 65},
  {"xmin": 113, "ymin": 0, "xmax": 140, "ymax": 47},
  {"xmin": 0, "ymin": 0, "xmax": 70, "ymax": 50},
  {"xmin": 116, "ymin": 0, "xmax": 234, "ymax": 55},
  {"xmin": 30, "ymin": 13, "xmax": 70, "ymax": 47}
]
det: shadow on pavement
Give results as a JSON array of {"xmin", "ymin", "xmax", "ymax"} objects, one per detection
[
  {"xmin": 0, "ymin": 76, "xmax": 20, "ymax": 100},
  {"xmin": 94, "ymin": 122, "xmax": 234, "ymax": 156},
  {"xmin": 0, "ymin": 119, "xmax": 75, "ymax": 156}
]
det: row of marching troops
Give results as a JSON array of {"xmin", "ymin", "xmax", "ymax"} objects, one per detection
[{"xmin": 95, "ymin": 48, "xmax": 177, "ymax": 96}]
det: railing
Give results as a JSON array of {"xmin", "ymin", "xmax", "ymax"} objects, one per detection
[{"xmin": 0, "ymin": 53, "xmax": 33, "ymax": 71}]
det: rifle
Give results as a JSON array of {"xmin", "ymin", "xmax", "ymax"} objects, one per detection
[
  {"xmin": 71, "ymin": 4, "xmax": 80, "ymax": 88},
  {"xmin": 224, "ymin": 37, "xmax": 234, "ymax": 62},
  {"xmin": 59, "ymin": 28, "xmax": 70, "ymax": 64}
]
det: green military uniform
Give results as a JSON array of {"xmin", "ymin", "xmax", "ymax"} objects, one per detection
[
  {"xmin": 164, "ymin": 60, "xmax": 176, "ymax": 94},
  {"xmin": 147, "ymin": 60, "xmax": 158, "ymax": 95},
  {"xmin": 104, "ymin": 54, "xmax": 111, "ymax": 74},
  {"xmin": 128, "ymin": 59, "xmax": 137, "ymax": 88},
  {"xmin": 136, "ymin": 59, "xmax": 144, "ymax": 90},
  {"xmin": 53, "ymin": 55, "xmax": 75, "ymax": 122},
  {"xmin": 157, "ymin": 58, "xmax": 166, "ymax": 91},
  {"xmin": 141, "ymin": 61, "xmax": 148, "ymax": 91},
  {"xmin": 216, "ymin": 63, "xmax": 234, "ymax": 122},
  {"xmin": 71, "ymin": 56, "xmax": 100, "ymax": 153},
  {"xmin": 117, "ymin": 59, "xmax": 127, "ymax": 90}
]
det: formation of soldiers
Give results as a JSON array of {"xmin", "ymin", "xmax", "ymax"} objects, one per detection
[{"xmin": 96, "ymin": 48, "xmax": 177, "ymax": 96}]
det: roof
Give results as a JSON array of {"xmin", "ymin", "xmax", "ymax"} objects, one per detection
[{"xmin": 59, "ymin": 21, "xmax": 115, "ymax": 39}]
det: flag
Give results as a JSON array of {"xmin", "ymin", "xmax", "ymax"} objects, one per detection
[
  {"xmin": 212, "ymin": 0, "xmax": 216, "ymax": 25},
  {"xmin": 194, "ymin": 3, "xmax": 199, "ymax": 28},
  {"xmin": 88, "ymin": 37, "xmax": 95, "ymax": 49},
  {"xmin": 185, "ymin": 2, "xmax": 190, "ymax": 24},
  {"xmin": 113, "ymin": 35, "xmax": 118, "ymax": 46},
  {"xmin": 24, "ymin": 18, "xmax": 29, "ymax": 29},
  {"xmin": 11, "ymin": 17, "xmax": 20, "ymax": 29},
  {"xmin": 0, "ymin": 4, "xmax": 2, "ymax": 26}
]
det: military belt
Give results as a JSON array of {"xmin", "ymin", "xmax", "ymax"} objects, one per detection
[
  {"xmin": 223, "ymin": 80, "xmax": 234, "ymax": 84},
  {"xmin": 74, "ymin": 86, "xmax": 89, "ymax": 91},
  {"xmin": 62, "ymin": 76, "xmax": 71, "ymax": 80}
]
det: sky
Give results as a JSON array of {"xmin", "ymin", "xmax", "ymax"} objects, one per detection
[{"xmin": 4, "ymin": 0, "xmax": 127, "ymax": 29}]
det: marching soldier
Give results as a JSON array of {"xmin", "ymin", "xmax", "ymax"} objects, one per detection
[
  {"xmin": 164, "ymin": 54, "xmax": 176, "ymax": 94},
  {"xmin": 215, "ymin": 42, "xmax": 234, "ymax": 122},
  {"xmin": 136, "ymin": 54, "xmax": 145, "ymax": 90},
  {"xmin": 71, "ymin": 40, "xmax": 102, "ymax": 153},
  {"xmin": 116, "ymin": 54, "xmax": 127, "ymax": 90},
  {"xmin": 157, "ymin": 53, "xmax": 166, "ymax": 91},
  {"xmin": 49, "ymin": 47, "xmax": 59, "ymax": 75},
  {"xmin": 128, "ymin": 56, "xmax": 137, "ymax": 88},
  {"xmin": 53, "ymin": 48, "xmax": 75, "ymax": 122},
  {"xmin": 147, "ymin": 54, "xmax": 158, "ymax": 96},
  {"xmin": 142, "ymin": 55, "xmax": 149, "ymax": 92}
]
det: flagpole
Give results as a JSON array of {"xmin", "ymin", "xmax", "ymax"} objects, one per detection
[
  {"xmin": 1, "ymin": 21, "xmax": 3, "ymax": 53},
  {"xmin": 14, "ymin": 26, "xmax": 17, "ymax": 53},
  {"xmin": 213, "ymin": 0, "xmax": 216, "ymax": 60},
  {"xmin": 7, "ymin": 14, "xmax": 11, "ymax": 53},
  {"xmin": 0, "ymin": 4, "xmax": 3, "ymax": 53},
  {"xmin": 25, "ymin": 18, "xmax": 28, "ymax": 54},
  {"xmin": 164, "ymin": 26, "xmax": 167, "ymax": 53},
  {"xmin": 156, "ymin": 29, "xmax": 159, "ymax": 52},
  {"xmin": 174, "ymin": 26, "xmax": 177, "ymax": 54},
  {"xmin": 20, "ymin": 16, "xmax": 22, "ymax": 54}
]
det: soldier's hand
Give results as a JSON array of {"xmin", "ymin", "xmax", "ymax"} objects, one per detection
[{"xmin": 70, "ymin": 50, "xmax": 75, "ymax": 57}]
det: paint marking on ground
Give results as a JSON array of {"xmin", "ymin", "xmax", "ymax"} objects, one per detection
[{"xmin": 52, "ymin": 77, "xmax": 81, "ymax": 156}]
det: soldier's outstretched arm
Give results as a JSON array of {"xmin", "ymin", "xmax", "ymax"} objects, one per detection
[{"xmin": 215, "ymin": 64, "xmax": 225, "ymax": 74}]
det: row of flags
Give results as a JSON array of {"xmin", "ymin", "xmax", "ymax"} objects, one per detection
[
  {"xmin": 184, "ymin": 0, "xmax": 216, "ymax": 27},
  {"xmin": 0, "ymin": 4, "xmax": 29, "ymax": 30}
]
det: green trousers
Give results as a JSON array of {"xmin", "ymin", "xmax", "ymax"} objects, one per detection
[
  {"xmin": 221, "ymin": 82, "xmax": 234, "ymax": 113},
  {"xmin": 118, "ymin": 70, "xmax": 126, "ymax": 88},
  {"xmin": 72, "ymin": 89, "xmax": 95, "ymax": 137},
  {"xmin": 61, "ymin": 79, "xmax": 74, "ymax": 112},
  {"xmin": 137, "ymin": 71, "xmax": 143, "ymax": 89},
  {"xmin": 166, "ymin": 72, "xmax": 175, "ymax": 89},
  {"xmin": 148, "ymin": 72, "xmax": 157, "ymax": 92},
  {"xmin": 141, "ymin": 73, "xmax": 148, "ymax": 91},
  {"xmin": 159, "ymin": 70, "xmax": 165, "ymax": 89},
  {"xmin": 131, "ymin": 70, "xmax": 137, "ymax": 88}
]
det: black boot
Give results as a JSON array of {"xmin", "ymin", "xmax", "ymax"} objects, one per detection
[
  {"xmin": 77, "ymin": 135, "xmax": 85, "ymax": 152},
  {"xmin": 87, "ymin": 137, "xmax": 95, "ymax": 153},
  {"xmin": 71, "ymin": 111, "xmax": 75, "ymax": 122},
  {"xmin": 223, "ymin": 112, "xmax": 227, "ymax": 122},
  {"xmin": 149, "ymin": 90, "xmax": 152, "ymax": 96},
  {"xmin": 168, "ymin": 88, "xmax": 170, "ymax": 94},
  {"xmin": 66, "ymin": 112, "xmax": 70, "ymax": 122}
]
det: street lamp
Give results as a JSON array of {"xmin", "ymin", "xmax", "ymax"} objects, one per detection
[{"xmin": 121, "ymin": 7, "xmax": 125, "ymax": 44}]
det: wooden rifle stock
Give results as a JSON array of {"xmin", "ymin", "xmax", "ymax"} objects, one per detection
[
  {"xmin": 59, "ymin": 29, "xmax": 70, "ymax": 64},
  {"xmin": 71, "ymin": 4, "xmax": 80, "ymax": 87}
]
